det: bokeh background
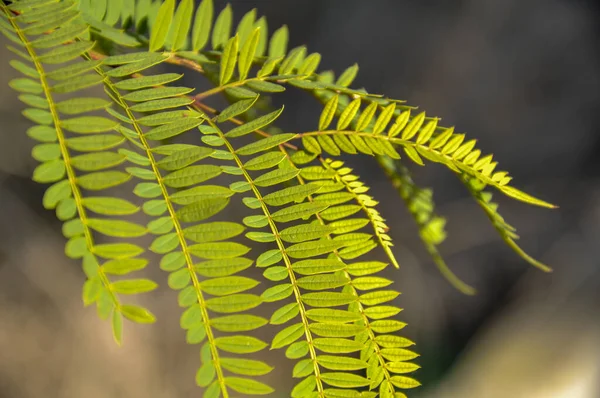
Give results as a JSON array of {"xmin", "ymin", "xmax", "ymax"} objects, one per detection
[{"xmin": 1, "ymin": 0, "xmax": 600, "ymax": 397}]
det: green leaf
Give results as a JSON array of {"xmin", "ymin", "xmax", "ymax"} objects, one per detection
[
  {"xmin": 33, "ymin": 160, "xmax": 65, "ymax": 183},
  {"xmin": 111, "ymin": 279, "xmax": 158, "ymax": 294},
  {"xmin": 271, "ymin": 322, "xmax": 304, "ymax": 349},
  {"xmin": 196, "ymin": 361, "xmax": 215, "ymax": 387},
  {"xmin": 149, "ymin": 0, "xmax": 174, "ymax": 51},
  {"xmin": 102, "ymin": 258, "xmax": 148, "ymax": 275},
  {"xmin": 199, "ymin": 276, "xmax": 259, "ymax": 296},
  {"xmin": 225, "ymin": 106, "xmax": 284, "ymax": 138},
  {"xmin": 270, "ymin": 302, "xmax": 299, "ymax": 325},
  {"xmin": 293, "ymin": 358, "xmax": 313, "ymax": 378},
  {"xmin": 220, "ymin": 35, "xmax": 239, "ymax": 85},
  {"xmin": 192, "ymin": 0, "xmax": 213, "ymax": 51},
  {"xmin": 168, "ymin": 268, "xmax": 191, "ymax": 289},
  {"xmin": 170, "ymin": 0, "xmax": 193, "ymax": 51},
  {"xmin": 211, "ymin": 4, "xmax": 232, "ymax": 49},
  {"xmin": 87, "ymin": 219, "xmax": 146, "ymax": 238},
  {"xmin": 66, "ymin": 134, "xmax": 124, "ymax": 152},
  {"xmin": 337, "ymin": 98, "xmax": 361, "ymax": 130},
  {"xmin": 305, "ymin": 309, "xmax": 362, "ymax": 324},
  {"xmin": 176, "ymin": 197, "xmax": 230, "ymax": 223},
  {"xmin": 256, "ymin": 250, "xmax": 282, "ymax": 267},
  {"xmin": 317, "ymin": 356, "xmax": 367, "ymax": 371},
  {"xmin": 225, "ymin": 377, "xmax": 274, "ymax": 395},
  {"xmin": 61, "ymin": 116, "xmax": 118, "ymax": 134},
  {"xmin": 269, "ymin": 25, "xmax": 288, "ymax": 58},
  {"xmin": 214, "ymin": 335, "xmax": 267, "ymax": 354},
  {"xmin": 390, "ymin": 376, "xmax": 421, "ymax": 389},
  {"xmin": 292, "ymin": 259, "xmax": 346, "ymax": 275},
  {"xmin": 301, "ymin": 292, "xmax": 356, "ymax": 308},
  {"xmin": 216, "ymin": 96, "xmax": 259, "ymax": 123},
  {"xmin": 260, "ymin": 283, "xmax": 293, "ymax": 302},
  {"xmin": 205, "ymin": 294, "xmax": 262, "ymax": 313},
  {"xmin": 162, "ymin": 165, "xmax": 222, "ymax": 188},
  {"xmin": 144, "ymin": 118, "xmax": 202, "ymax": 141},
  {"xmin": 195, "ymin": 257, "xmax": 253, "ymax": 278},
  {"xmin": 170, "ymin": 185, "xmax": 233, "ymax": 205},
  {"xmin": 220, "ymin": 358, "xmax": 273, "ymax": 376},
  {"xmin": 114, "ymin": 73, "xmax": 182, "ymax": 90},
  {"xmin": 296, "ymin": 273, "xmax": 349, "ymax": 290},
  {"xmin": 336, "ymin": 63, "xmax": 359, "ymax": 87},
  {"xmin": 271, "ymin": 202, "xmax": 329, "ymax": 223},
  {"xmin": 188, "ymin": 242, "xmax": 250, "ymax": 259},
  {"xmin": 123, "ymin": 86, "xmax": 194, "ymax": 102},
  {"xmin": 70, "ymin": 152, "xmax": 125, "ymax": 172},
  {"xmin": 55, "ymin": 98, "xmax": 111, "ymax": 115},
  {"xmin": 112, "ymin": 310, "xmax": 123, "ymax": 345},
  {"xmin": 78, "ymin": 171, "xmax": 131, "ymax": 190},
  {"xmin": 210, "ymin": 314, "xmax": 267, "ymax": 332},
  {"xmin": 291, "ymin": 376, "xmax": 316, "ymax": 398},
  {"xmin": 254, "ymin": 168, "xmax": 299, "ymax": 187},
  {"xmin": 238, "ymin": 27, "xmax": 260, "ymax": 80},
  {"xmin": 321, "ymin": 372, "xmax": 370, "ymax": 388},
  {"xmin": 245, "ymin": 80, "xmax": 285, "ymax": 93},
  {"xmin": 356, "ymin": 102, "xmax": 378, "ymax": 132},
  {"xmin": 156, "ymin": 146, "xmax": 213, "ymax": 171},
  {"xmin": 93, "ymin": 242, "xmax": 144, "ymax": 259},
  {"xmin": 120, "ymin": 304, "xmax": 156, "ymax": 323},
  {"xmin": 31, "ymin": 24, "xmax": 89, "ymax": 49},
  {"xmin": 279, "ymin": 223, "xmax": 334, "ymax": 243},
  {"xmin": 319, "ymin": 95, "xmax": 338, "ymax": 130}
]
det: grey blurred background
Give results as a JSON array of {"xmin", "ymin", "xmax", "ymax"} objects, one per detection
[{"xmin": 1, "ymin": 0, "xmax": 600, "ymax": 397}]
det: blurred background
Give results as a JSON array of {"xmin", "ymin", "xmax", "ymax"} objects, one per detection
[{"xmin": 1, "ymin": 0, "xmax": 600, "ymax": 397}]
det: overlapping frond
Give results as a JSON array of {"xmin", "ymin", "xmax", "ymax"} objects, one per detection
[
  {"xmin": 2, "ymin": 0, "xmax": 158, "ymax": 344},
  {"xmin": 97, "ymin": 52, "xmax": 275, "ymax": 396},
  {"xmin": 1, "ymin": 0, "xmax": 558, "ymax": 396}
]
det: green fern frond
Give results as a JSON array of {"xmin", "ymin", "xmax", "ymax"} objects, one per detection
[
  {"xmin": 2, "ymin": 0, "xmax": 157, "ymax": 344},
  {"xmin": 1, "ymin": 0, "xmax": 559, "ymax": 396},
  {"xmin": 378, "ymin": 158, "xmax": 476, "ymax": 295},
  {"xmin": 460, "ymin": 175, "xmax": 552, "ymax": 272},
  {"xmin": 97, "ymin": 53, "xmax": 273, "ymax": 396}
]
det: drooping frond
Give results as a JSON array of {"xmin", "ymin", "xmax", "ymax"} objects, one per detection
[
  {"xmin": 2, "ymin": 0, "xmax": 157, "ymax": 344},
  {"xmin": 378, "ymin": 158, "xmax": 476, "ymax": 295},
  {"xmin": 460, "ymin": 175, "xmax": 551, "ymax": 272}
]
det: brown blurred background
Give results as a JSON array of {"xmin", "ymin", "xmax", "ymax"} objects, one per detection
[{"xmin": 1, "ymin": 0, "xmax": 600, "ymax": 397}]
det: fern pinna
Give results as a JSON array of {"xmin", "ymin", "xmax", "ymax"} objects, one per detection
[{"xmin": 1, "ymin": 0, "xmax": 555, "ymax": 397}]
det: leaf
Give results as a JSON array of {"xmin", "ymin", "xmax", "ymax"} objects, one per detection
[
  {"xmin": 211, "ymin": 4, "xmax": 232, "ymax": 49},
  {"xmin": 270, "ymin": 302, "xmax": 299, "ymax": 325},
  {"xmin": 170, "ymin": 185, "xmax": 233, "ymax": 205},
  {"xmin": 254, "ymin": 168, "xmax": 300, "ymax": 187},
  {"xmin": 93, "ymin": 243, "xmax": 144, "ymax": 259},
  {"xmin": 500, "ymin": 186, "xmax": 556, "ymax": 209},
  {"xmin": 279, "ymin": 223, "xmax": 335, "ymax": 243},
  {"xmin": 188, "ymin": 241, "xmax": 250, "ymax": 259},
  {"xmin": 87, "ymin": 219, "xmax": 146, "ymax": 238},
  {"xmin": 120, "ymin": 304, "xmax": 156, "ymax": 323},
  {"xmin": 199, "ymin": 276, "xmax": 259, "ymax": 296},
  {"xmin": 70, "ymin": 152, "xmax": 125, "ymax": 172},
  {"xmin": 170, "ymin": 0, "xmax": 193, "ymax": 51},
  {"xmin": 321, "ymin": 373, "xmax": 370, "ymax": 388},
  {"xmin": 292, "ymin": 259, "xmax": 346, "ymax": 275},
  {"xmin": 337, "ymin": 98, "xmax": 361, "ymax": 130},
  {"xmin": 214, "ymin": 335, "xmax": 267, "ymax": 354},
  {"xmin": 77, "ymin": 171, "xmax": 131, "ymax": 190},
  {"xmin": 163, "ymin": 165, "xmax": 222, "ymax": 188},
  {"xmin": 216, "ymin": 96, "xmax": 259, "ymax": 123},
  {"xmin": 225, "ymin": 377, "xmax": 274, "ymax": 395},
  {"xmin": 319, "ymin": 95, "xmax": 338, "ymax": 131},
  {"xmin": 220, "ymin": 35, "xmax": 238, "ymax": 85},
  {"xmin": 297, "ymin": 273, "xmax": 348, "ymax": 290},
  {"xmin": 210, "ymin": 314, "xmax": 267, "ymax": 332},
  {"xmin": 291, "ymin": 376, "xmax": 316, "ymax": 397},
  {"xmin": 61, "ymin": 116, "xmax": 118, "ymax": 134},
  {"xmin": 301, "ymin": 292, "xmax": 356, "ymax": 308},
  {"xmin": 192, "ymin": 0, "xmax": 213, "ymax": 51},
  {"xmin": 220, "ymin": 358, "xmax": 273, "ymax": 376},
  {"xmin": 111, "ymin": 279, "xmax": 157, "ymax": 294},
  {"xmin": 225, "ymin": 106, "xmax": 284, "ymax": 137},
  {"xmin": 269, "ymin": 25, "xmax": 288, "ymax": 58},
  {"xmin": 286, "ymin": 240, "xmax": 345, "ymax": 259},
  {"xmin": 336, "ymin": 63, "xmax": 359, "ymax": 87},
  {"xmin": 123, "ymin": 86, "xmax": 194, "ymax": 102},
  {"xmin": 271, "ymin": 202, "xmax": 329, "ymax": 223},
  {"xmin": 102, "ymin": 258, "xmax": 148, "ymax": 275},
  {"xmin": 271, "ymin": 323, "xmax": 304, "ymax": 349},
  {"xmin": 205, "ymin": 294, "xmax": 262, "ymax": 313},
  {"xmin": 55, "ymin": 98, "xmax": 111, "ymax": 115},
  {"xmin": 156, "ymin": 146, "xmax": 213, "ymax": 171},
  {"xmin": 114, "ymin": 73, "xmax": 182, "ymax": 90},
  {"xmin": 305, "ymin": 309, "xmax": 362, "ymax": 324},
  {"xmin": 33, "ymin": 160, "xmax": 65, "ymax": 183},
  {"xmin": 149, "ymin": 0, "xmax": 174, "ymax": 51},
  {"xmin": 184, "ymin": 221, "xmax": 244, "ymax": 243},
  {"xmin": 238, "ymin": 28, "xmax": 260, "ymax": 80},
  {"xmin": 263, "ymin": 184, "xmax": 321, "ymax": 207},
  {"xmin": 195, "ymin": 258, "xmax": 253, "ymax": 277},
  {"xmin": 244, "ymin": 152, "xmax": 286, "ymax": 171},
  {"xmin": 317, "ymin": 356, "xmax": 367, "ymax": 371},
  {"xmin": 112, "ymin": 310, "xmax": 123, "ymax": 345},
  {"xmin": 261, "ymin": 283, "xmax": 293, "ymax": 302},
  {"xmin": 245, "ymin": 80, "xmax": 285, "ymax": 93}
]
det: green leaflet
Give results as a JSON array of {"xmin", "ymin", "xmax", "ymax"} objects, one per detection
[
  {"xmin": 235, "ymin": 133, "xmax": 297, "ymax": 155},
  {"xmin": 216, "ymin": 96, "xmax": 259, "ymax": 123},
  {"xmin": 211, "ymin": 4, "xmax": 232, "ymax": 49},
  {"xmin": 192, "ymin": 0, "xmax": 213, "ymax": 51},
  {"xmin": 219, "ymin": 35, "xmax": 238, "ymax": 86},
  {"xmin": 184, "ymin": 221, "xmax": 245, "ymax": 243},
  {"xmin": 262, "ymin": 183, "xmax": 321, "ymax": 207},
  {"xmin": 210, "ymin": 314, "xmax": 267, "ymax": 332},
  {"xmin": 225, "ymin": 106, "xmax": 284, "ymax": 137},
  {"xmin": 271, "ymin": 202, "xmax": 329, "ymax": 223},
  {"xmin": 220, "ymin": 358, "xmax": 273, "ymax": 376},
  {"xmin": 214, "ymin": 335, "xmax": 266, "ymax": 354},
  {"xmin": 149, "ymin": 0, "xmax": 174, "ymax": 51},
  {"xmin": 225, "ymin": 377, "xmax": 274, "ymax": 395},
  {"xmin": 271, "ymin": 323, "xmax": 304, "ymax": 349}
]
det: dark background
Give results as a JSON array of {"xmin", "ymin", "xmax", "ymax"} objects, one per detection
[{"xmin": 1, "ymin": 1, "xmax": 599, "ymax": 397}]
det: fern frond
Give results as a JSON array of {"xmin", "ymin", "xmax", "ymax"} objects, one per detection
[
  {"xmin": 378, "ymin": 158, "xmax": 476, "ymax": 295},
  {"xmin": 2, "ymin": 0, "xmax": 156, "ymax": 344},
  {"xmin": 460, "ymin": 175, "xmax": 551, "ymax": 272},
  {"xmin": 97, "ymin": 53, "xmax": 274, "ymax": 396}
]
